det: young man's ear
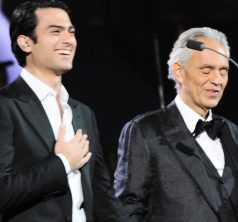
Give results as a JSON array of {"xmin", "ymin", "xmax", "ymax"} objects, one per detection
[
  {"xmin": 17, "ymin": 35, "xmax": 32, "ymax": 53},
  {"xmin": 172, "ymin": 62, "xmax": 185, "ymax": 85}
]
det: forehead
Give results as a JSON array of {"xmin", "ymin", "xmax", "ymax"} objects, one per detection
[
  {"xmin": 35, "ymin": 8, "xmax": 72, "ymax": 28},
  {"xmin": 196, "ymin": 37, "xmax": 227, "ymax": 56},
  {"xmin": 190, "ymin": 37, "xmax": 228, "ymax": 65}
]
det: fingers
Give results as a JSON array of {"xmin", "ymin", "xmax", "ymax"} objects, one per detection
[
  {"xmin": 79, "ymin": 152, "xmax": 92, "ymax": 168},
  {"xmin": 74, "ymin": 129, "xmax": 86, "ymax": 142},
  {"xmin": 74, "ymin": 129, "xmax": 88, "ymax": 147},
  {"xmin": 75, "ymin": 129, "xmax": 82, "ymax": 137},
  {"xmin": 80, "ymin": 139, "xmax": 89, "ymax": 158},
  {"xmin": 55, "ymin": 127, "xmax": 91, "ymax": 170},
  {"xmin": 74, "ymin": 133, "xmax": 90, "ymax": 169}
]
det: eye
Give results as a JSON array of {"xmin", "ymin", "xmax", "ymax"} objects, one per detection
[
  {"xmin": 201, "ymin": 68, "xmax": 211, "ymax": 74},
  {"xmin": 220, "ymin": 69, "xmax": 228, "ymax": 76},
  {"xmin": 50, "ymin": 28, "xmax": 60, "ymax": 34},
  {"xmin": 69, "ymin": 29, "xmax": 76, "ymax": 35}
]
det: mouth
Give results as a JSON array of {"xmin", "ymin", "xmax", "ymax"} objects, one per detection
[
  {"xmin": 206, "ymin": 89, "xmax": 220, "ymax": 97},
  {"xmin": 55, "ymin": 49, "xmax": 72, "ymax": 56}
]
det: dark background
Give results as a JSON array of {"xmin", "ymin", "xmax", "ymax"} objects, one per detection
[{"xmin": 2, "ymin": 0, "xmax": 238, "ymax": 177}]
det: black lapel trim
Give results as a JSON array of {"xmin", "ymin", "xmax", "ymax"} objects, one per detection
[
  {"xmin": 220, "ymin": 121, "xmax": 238, "ymax": 171},
  {"xmin": 68, "ymin": 99, "xmax": 93, "ymax": 219},
  {"xmin": 162, "ymin": 102, "xmax": 219, "ymax": 212},
  {"xmin": 11, "ymin": 77, "xmax": 55, "ymax": 151}
]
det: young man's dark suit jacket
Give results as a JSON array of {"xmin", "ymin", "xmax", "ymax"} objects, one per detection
[
  {"xmin": 114, "ymin": 100, "xmax": 238, "ymax": 222},
  {"xmin": 0, "ymin": 76, "xmax": 129, "ymax": 222}
]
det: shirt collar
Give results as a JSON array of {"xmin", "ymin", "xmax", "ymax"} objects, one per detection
[
  {"xmin": 175, "ymin": 94, "xmax": 212, "ymax": 133},
  {"xmin": 20, "ymin": 68, "xmax": 69, "ymax": 104}
]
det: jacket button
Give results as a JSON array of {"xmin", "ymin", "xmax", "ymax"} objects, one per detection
[{"xmin": 219, "ymin": 178, "xmax": 226, "ymax": 184}]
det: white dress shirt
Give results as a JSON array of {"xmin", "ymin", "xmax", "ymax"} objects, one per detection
[
  {"xmin": 21, "ymin": 68, "xmax": 86, "ymax": 222},
  {"xmin": 175, "ymin": 95, "xmax": 225, "ymax": 176}
]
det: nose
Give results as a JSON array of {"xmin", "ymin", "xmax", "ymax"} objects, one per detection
[{"xmin": 210, "ymin": 70, "xmax": 223, "ymax": 86}]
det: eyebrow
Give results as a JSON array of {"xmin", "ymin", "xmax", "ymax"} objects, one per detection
[
  {"xmin": 200, "ymin": 64, "xmax": 229, "ymax": 71},
  {"xmin": 47, "ymin": 25, "xmax": 76, "ymax": 31}
]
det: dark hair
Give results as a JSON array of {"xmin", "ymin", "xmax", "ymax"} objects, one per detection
[{"xmin": 10, "ymin": 0, "xmax": 70, "ymax": 67}]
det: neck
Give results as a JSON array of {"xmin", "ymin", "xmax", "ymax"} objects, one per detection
[
  {"xmin": 25, "ymin": 66, "xmax": 62, "ymax": 94},
  {"xmin": 178, "ymin": 93, "xmax": 210, "ymax": 119}
]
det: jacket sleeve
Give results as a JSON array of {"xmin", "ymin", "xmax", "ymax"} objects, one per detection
[
  {"xmin": 114, "ymin": 120, "xmax": 152, "ymax": 222},
  {"xmin": 0, "ymin": 156, "xmax": 68, "ymax": 213},
  {"xmin": 0, "ymin": 97, "xmax": 68, "ymax": 213}
]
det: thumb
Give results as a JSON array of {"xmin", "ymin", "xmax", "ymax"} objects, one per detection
[{"xmin": 57, "ymin": 123, "xmax": 66, "ymax": 142}]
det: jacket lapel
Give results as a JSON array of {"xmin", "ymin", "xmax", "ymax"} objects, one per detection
[
  {"xmin": 220, "ymin": 121, "xmax": 238, "ymax": 171},
  {"xmin": 163, "ymin": 102, "xmax": 219, "ymax": 212},
  {"xmin": 69, "ymin": 99, "xmax": 93, "ymax": 221},
  {"xmin": 13, "ymin": 77, "xmax": 55, "ymax": 151}
]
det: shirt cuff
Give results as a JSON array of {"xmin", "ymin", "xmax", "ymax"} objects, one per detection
[{"xmin": 56, "ymin": 153, "xmax": 71, "ymax": 174}]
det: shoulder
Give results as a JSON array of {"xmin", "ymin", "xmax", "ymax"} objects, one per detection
[
  {"xmin": 132, "ymin": 109, "xmax": 163, "ymax": 125},
  {"xmin": 213, "ymin": 113, "xmax": 238, "ymax": 128},
  {"xmin": 68, "ymin": 97, "xmax": 98, "ymax": 129},
  {"xmin": 0, "ymin": 84, "xmax": 17, "ymax": 108},
  {"xmin": 68, "ymin": 97, "xmax": 94, "ymax": 115},
  {"xmin": 0, "ymin": 76, "xmax": 32, "ymax": 100},
  {"xmin": 213, "ymin": 113, "xmax": 238, "ymax": 137},
  {"xmin": 130, "ymin": 100, "xmax": 177, "ymax": 127},
  {"xmin": 120, "ymin": 100, "xmax": 180, "ymax": 138},
  {"xmin": 121, "ymin": 108, "xmax": 166, "ymax": 138}
]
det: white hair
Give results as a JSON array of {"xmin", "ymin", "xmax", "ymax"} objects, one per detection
[{"xmin": 167, "ymin": 27, "xmax": 230, "ymax": 91}]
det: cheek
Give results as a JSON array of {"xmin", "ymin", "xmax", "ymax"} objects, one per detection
[
  {"xmin": 223, "ymin": 77, "xmax": 228, "ymax": 88},
  {"xmin": 73, "ymin": 44, "xmax": 77, "ymax": 54},
  {"xmin": 188, "ymin": 78, "xmax": 202, "ymax": 90}
]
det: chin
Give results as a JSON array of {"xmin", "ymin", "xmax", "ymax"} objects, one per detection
[
  {"xmin": 205, "ymin": 103, "xmax": 219, "ymax": 110},
  {"xmin": 60, "ymin": 65, "xmax": 73, "ymax": 73}
]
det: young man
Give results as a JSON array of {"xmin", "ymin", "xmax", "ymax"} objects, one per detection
[
  {"xmin": 0, "ymin": 0, "xmax": 129, "ymax": 221},
  {"xmin": 114, "ymin": 27, "xmax": 238, "ymax": 222}
]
